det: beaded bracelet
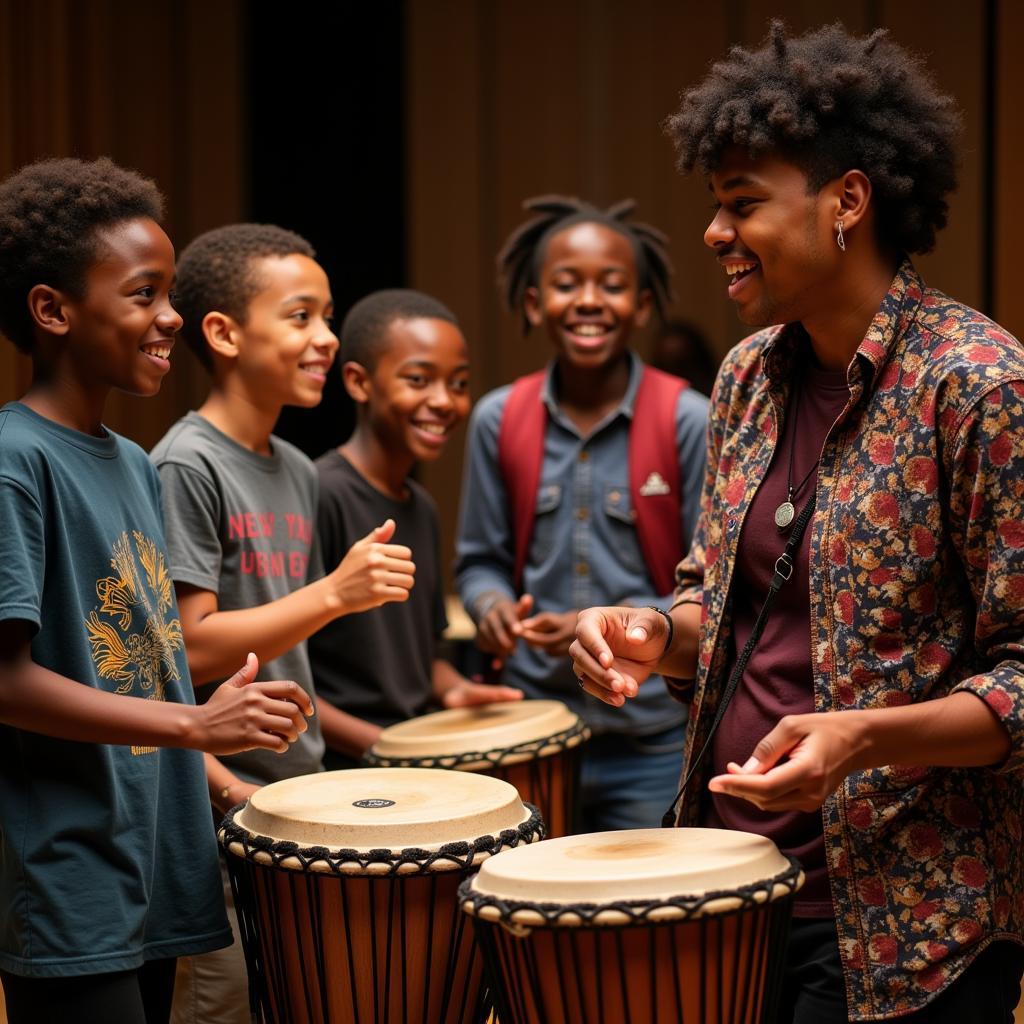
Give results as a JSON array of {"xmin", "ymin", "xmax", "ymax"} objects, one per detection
[{"xmin": 648, "ymin": 606, "xmax": 674, "ymax": 655}]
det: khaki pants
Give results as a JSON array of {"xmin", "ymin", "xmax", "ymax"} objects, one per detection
[{"xmin": 171, "ymin": 860, "xmax": 252, "ymax": 1024}]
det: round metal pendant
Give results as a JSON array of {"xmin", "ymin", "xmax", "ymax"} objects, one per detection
[{"xmin": 774, "ymin": 501, "xmax": 796, "ymax": 530}]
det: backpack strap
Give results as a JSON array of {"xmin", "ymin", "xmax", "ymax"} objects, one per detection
[
  {"xmin": 498, "ymin": 364, "xmax": 688, "ymax": 599},
  {"xmin": 629, "ymin": 366, "xmax": 688, "ymax": 596},
  {"xmin": 497, "ymin": 371, "xmax": 547, "ymax": 592}
]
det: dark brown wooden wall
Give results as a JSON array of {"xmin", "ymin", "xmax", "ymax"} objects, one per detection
[
  {"xmin": 1, "ymin": 0, "xmax": 1020, "ymax": 584},
  {"xmin": 407, "ymin": 0, "xmax": 1024, "ymax": 575},
  {"xmin": 0, "ymin": 0, "xmax": 245, "ymax": 450}
]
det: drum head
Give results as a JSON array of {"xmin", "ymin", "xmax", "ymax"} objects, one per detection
[
  {"xmin": 234, "ymin": 768, "xmax": 531, "ymax": 852},
  {"xmin": 369, "ymin": 700, "xmax": 581, "ymax": 761},
  {"xmin": 471, "ymin": 828, "xmax": 794, "ymax": 904}
]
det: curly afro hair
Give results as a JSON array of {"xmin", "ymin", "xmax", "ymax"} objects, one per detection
[
  {"xmin": 341, "ymin": 289, "xmax": 459, "ymax": 371},
  {"xmin": 0, "ymin": 157, "xmax": 164, "ymax": 353},
  {"xmin": 174, "ymin": 223, "xmax": 316, "ymax": 371},
  {"xmin": 664, "ymin": 21, "xmax": 962, "ymax": 255},
  {"xmin": 497, "ymin": 195, "xmax": 674, "ymax": 333}
]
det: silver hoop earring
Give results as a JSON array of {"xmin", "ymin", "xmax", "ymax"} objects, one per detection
[{"xmin": 836, "ymin": 220, "xmax": 846, "ymax": 252}]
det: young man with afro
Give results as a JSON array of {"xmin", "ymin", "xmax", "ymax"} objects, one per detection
[
  {"xmin": 572, "ymin": 21, "xmax": 1024, "ymax": 1022},
  {"xmin": 0, "ymin": 160, "xmax": 311, "ymax": 1023}
]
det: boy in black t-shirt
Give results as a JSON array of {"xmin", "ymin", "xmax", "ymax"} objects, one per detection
[{"xmin": 309, "ymin": 290, "xmax": 521, "ymax": 765}]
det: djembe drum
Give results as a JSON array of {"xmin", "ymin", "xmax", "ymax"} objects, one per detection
[
  {"xmin": 365, "ymin": 700, "xmax": 588, "ymax": 838},
  {"xmin": 460, "ymin": 827, "xmax": 803, "ymax": 1024},
  {"xmin": 219, "ymin": 768, "xmax": 543, "ymax": 1024}
]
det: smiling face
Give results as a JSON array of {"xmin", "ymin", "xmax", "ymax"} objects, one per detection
[
  {"xmin": 525, "ymin": 221, "xmax": 651, "ymax": 369},
  {"xmin": 706, "ymin": 149, "xmax": 842, "ymax": 328},
  {"xmin": 349, "ymin": 316, "xmax": 471, "ymax": 464},
  {"xmin": 62, "ymin": 217, "xmax": 182, "ymax": 398},
  {"xmin": 231, "ymin": 254, "xmax": 338, "ymax": 408}
]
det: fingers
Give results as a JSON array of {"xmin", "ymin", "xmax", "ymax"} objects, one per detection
[
  {"xmin": 479, "ymin": 604, "xmax": 520, "ymax": 655},
  {"xmin": 225, "ymin": 651, "xmax": 259, "ymax": 688},
  {"xmin": 708, "ymin": 763, "xmax": 815, "ymax": 811},
  {"xmin": 250, "ymin": 680, "xmax": 315, "ymax": 717},
  {"xmin": 368, "ymin": 518, "xmax": 396, "ymax": 543},
  {"xmin": 573, "ymin": 610, "xmax": 616, "ymax": 672},
  {"xmin": 515, "ymin": 593, "xmax": 534, "ymax": 618},
  {"xmin": 492, "ymin": 686, "xmax": 524, "ymax": 702}
]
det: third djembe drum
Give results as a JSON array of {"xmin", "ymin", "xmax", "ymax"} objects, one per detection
[
  {"xmin": 220, "ymin": 768, "xmax": 543, "ymax": 1024},
  {"xmin": 460, "ymin": 827, "xmax": 803, "ymax": 1024},
  {"xmin": 365, "ymin": 700, "xmax": 589, "ymax": 837}
]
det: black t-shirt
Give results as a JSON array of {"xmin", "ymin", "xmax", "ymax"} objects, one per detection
[{"xmin": 308, "ymin": 451, "xmax": 447, "ymax": 729}]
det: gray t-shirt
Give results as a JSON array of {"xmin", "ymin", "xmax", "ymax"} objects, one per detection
[{"xmin": 151, "ymin": 412, "xmax": 325, "ymax": 785}]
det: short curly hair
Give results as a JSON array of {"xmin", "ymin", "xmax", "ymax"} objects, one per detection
[
  {"xmin": 174, "ymin": 223, "xmax": 316, "ymax": 371},
  {"xmin": 341, "ymin": 289, "xmax": 459, "ymax": 371},
  {"xmin": 664, "ymin": 21, "xmax": 961, "ymax": 255},
  {"xmin": 0, "ymin": 157, "xmax": 164, "ymax": 353}
]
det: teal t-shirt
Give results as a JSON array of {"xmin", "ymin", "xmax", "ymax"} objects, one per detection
[{"xmin": 0, "ymin": 403, "xmax": 231, "ymax": 977}]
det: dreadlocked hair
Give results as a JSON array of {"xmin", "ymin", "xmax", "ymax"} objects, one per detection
[
  {"xmin": 497, "ymin": 195, "xmax": 674, "ymax": 333},
  {"xmin": 664, "ymin": 21, "xmax": 961, "ymax": 255}
]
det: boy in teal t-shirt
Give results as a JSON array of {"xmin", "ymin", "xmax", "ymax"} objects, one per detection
[{"xmin": 0, "ymin": 158, "xmax": 311, "ymax": 1023}]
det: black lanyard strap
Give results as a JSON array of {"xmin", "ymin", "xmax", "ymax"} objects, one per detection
[{"xmin": 661, "ymin": 492, "xmax": 817, "ymax": 828}]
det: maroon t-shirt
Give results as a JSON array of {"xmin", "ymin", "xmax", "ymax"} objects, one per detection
[{"xmin": 703, "ymin": 357, "xmax": 849, "ymax": 917}]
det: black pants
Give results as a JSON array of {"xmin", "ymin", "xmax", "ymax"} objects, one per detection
[
  {"xmin": 779, "ymin": 917, "xmax": 1024, "ymax": 1023},
  {"xmin": 1, "ymin": 956, "xmax": 177, "ymax": 1024}
]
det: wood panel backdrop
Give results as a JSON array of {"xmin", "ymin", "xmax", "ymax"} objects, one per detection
[{"xmin": 1, "ymin": 0, "xmax": 1022, "ymax": 578}]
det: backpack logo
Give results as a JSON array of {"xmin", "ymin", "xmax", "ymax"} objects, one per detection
[{"xmin": 639, "ymin": 472, "xmax": 671, "ymax": 497}]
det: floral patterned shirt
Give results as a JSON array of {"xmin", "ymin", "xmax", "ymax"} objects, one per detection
[{"xmin": 670, "ymin": 261, "xmax": 1024, "ymax": 1020}]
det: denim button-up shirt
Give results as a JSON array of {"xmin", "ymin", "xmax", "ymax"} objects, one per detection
[
  {"xmin": 671, "ymin": 262, "xmax": 1024, "ymax": 1019},
  {"xmin": 456, "ymin": 351, "xmax": 709, "ymax": 736}
]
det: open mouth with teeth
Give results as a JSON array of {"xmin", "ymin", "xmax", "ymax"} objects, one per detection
[
  {"xmin": 298, "ymin": 361, "xmax": 331, "ymax": 380},
  {"xmin": 725, "ymin": 261, "xmax": 759, "ymax": 295},
  {"xmin": 413, "ymin": 422, "xmax": 448, "ymax": 436},
  {"xmin": 140, "ymin": 342, "xmax": 172, "ymax": 362}
]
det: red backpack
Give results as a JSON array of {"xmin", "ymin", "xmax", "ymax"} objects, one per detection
[{"xmin": 497, "ymin": 365, "xmax": 687, "ymax": 596}]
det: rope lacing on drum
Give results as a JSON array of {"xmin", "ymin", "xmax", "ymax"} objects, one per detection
[
  {"xmin": 363, "ymin": 720, "xmax": 591, "ymax": 770},
  {"xmin": 458, "ymin": 856, "xmax": 803, "ymax": 935},
  {"xmin": 219, "ymin": 802, "xmax": 545, "ymax": 877}
]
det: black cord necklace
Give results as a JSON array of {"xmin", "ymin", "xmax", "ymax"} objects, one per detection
[{"xmin": 774, "ymin": 380, "xmax": 820, "ymax": 531}]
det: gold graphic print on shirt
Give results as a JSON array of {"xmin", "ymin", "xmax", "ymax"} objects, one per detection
[{"xmin": 86, "ymin": 531, "xmax": 184, "ymax": 755}]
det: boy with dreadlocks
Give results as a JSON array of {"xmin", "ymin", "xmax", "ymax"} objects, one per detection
[
  {"xmin": 456, "ymin": 197, "xmax": 709, "ymax": 831},
  {"xmin": 572, "ymin": 21, "xmax": 1024, "ymax": 1022}
]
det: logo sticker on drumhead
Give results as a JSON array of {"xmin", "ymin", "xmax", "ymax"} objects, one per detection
[{"xmin": 353, "ymin": 798, "xmax": 396, "ymax": 809}]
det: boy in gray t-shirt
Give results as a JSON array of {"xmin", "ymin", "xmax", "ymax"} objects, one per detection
[{"xmin": 151, "ymin": 224, "xmax": 416, "ymax": 1024}]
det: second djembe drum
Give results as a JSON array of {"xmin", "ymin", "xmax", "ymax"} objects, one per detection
[
  {"xmin": 220, "ymin": 767, "xmax": 543, "ymax": 1024},
  {"xmin": 460, "ymin": 827, "xmax": 803, "ymax": 1024},
  {"xmin": 365, "ymin": 700, "xmax": 589, "ymax": 837}
]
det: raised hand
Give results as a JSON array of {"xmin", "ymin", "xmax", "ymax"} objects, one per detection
[
  {"xmin": 518, "ymin": 609, "xmax": 578, "ymax": 657},
  {"xmin": 193, "ymin": 652, "xmax": 315, "ymax": 755},
  {"xmin": 330, "ymin": 518, "xmax": 416, "ymax": 614},
  {"xmin": 476, "ymin": 593, "xmax": 534, "ymax": 668},
  {"xmin": 568, "ymin": 606, "xmax": 669, "ymax": 707}
]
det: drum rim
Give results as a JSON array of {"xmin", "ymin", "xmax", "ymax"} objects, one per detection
[
  {"xmin": 364, "ymin": 718, "xmax": 591, "ymax": 771},
  {"xmin": 457, "ymin": 856, "xmax": 804, "ymax": 930},
  {"xmin": 218, "ymin": 800, "xmax": 545, "ymax": 877}
]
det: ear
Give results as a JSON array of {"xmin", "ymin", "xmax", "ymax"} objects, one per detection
[
  {"xmin": 633, "ymin": 289, "xmax": 653, "ymax": 329},
  {"xmin": 27, "ymin": 284, "xmax": 71, "ymax": 338},
  {"xmin": 341, "ymin": 361, "xmax": 372, "ymax": 403},
  {"xmin": 202, "ymin": 311, "xmax": 241, "ymax": 361},
  {"xmin": 832, "ymin": 169, "xmax": 872, "ymax": 232},
  {"xmin": 524, "ymin": 286, "xmax": 543, "ymax": 329}
]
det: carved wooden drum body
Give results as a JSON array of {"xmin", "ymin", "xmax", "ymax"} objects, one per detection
[
  {"xmin": 461, "ymin": 827, "xmax": 803, "ymax": 1024},
  {"xmin": 220, "ymin": 768, "xmax": 543, "ymax": 1024}
]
